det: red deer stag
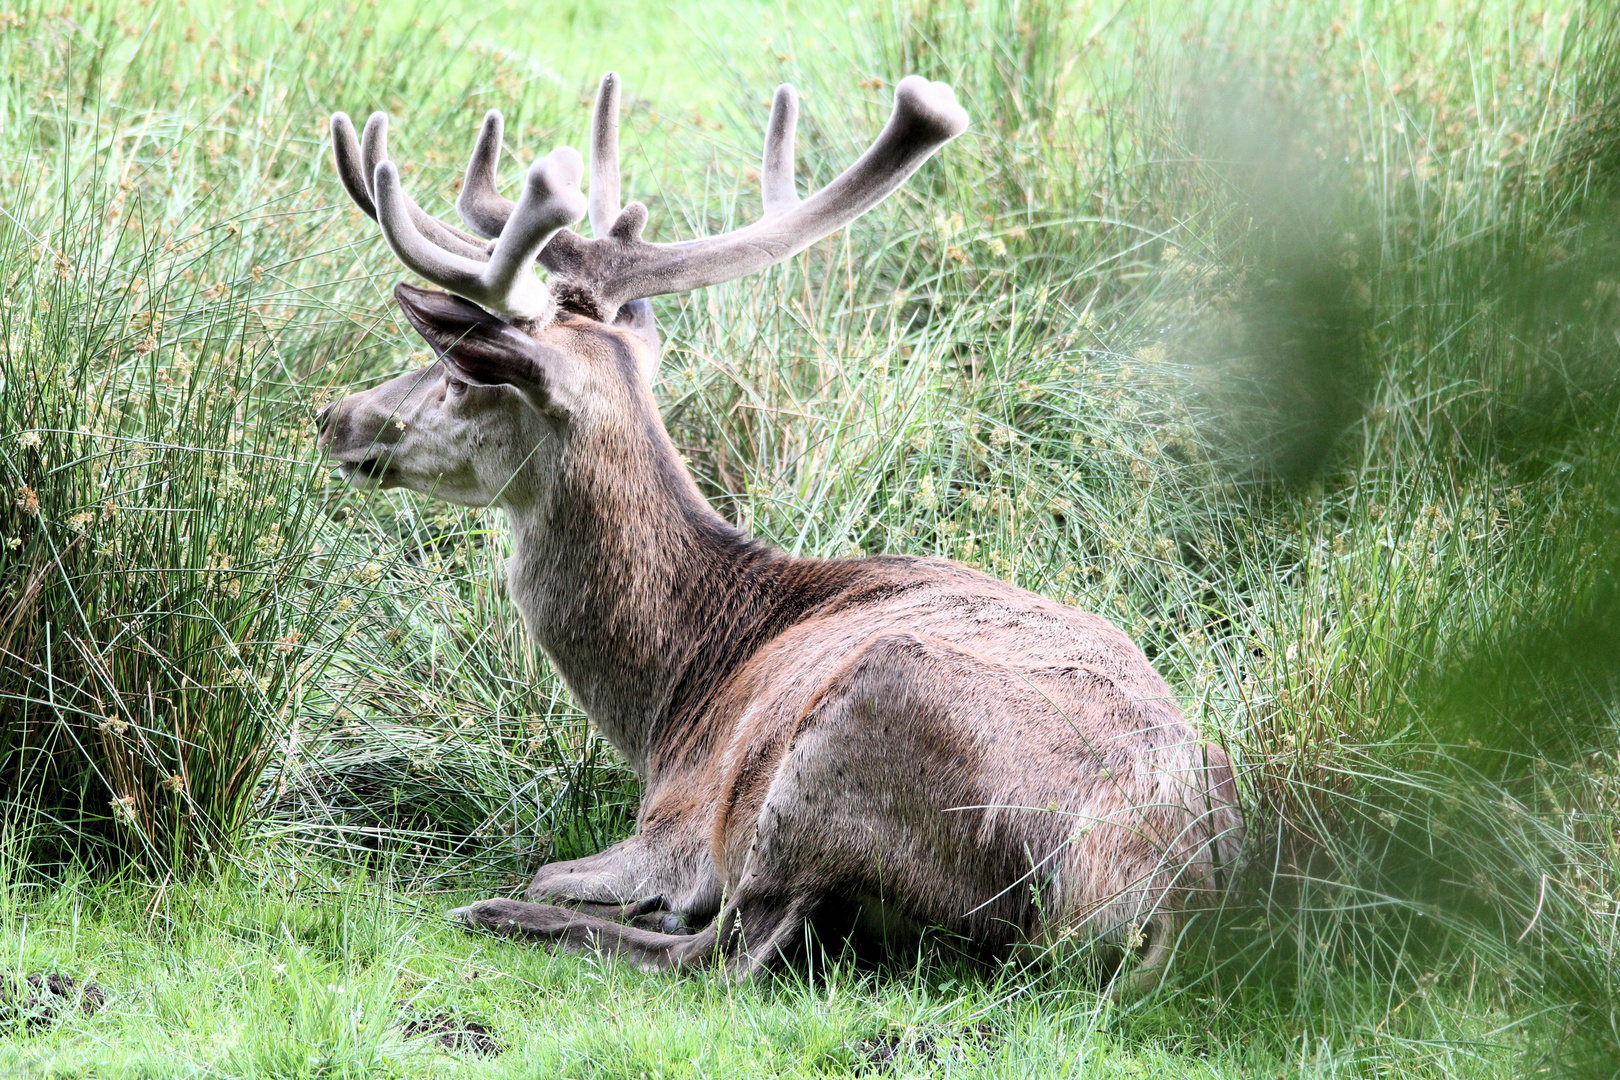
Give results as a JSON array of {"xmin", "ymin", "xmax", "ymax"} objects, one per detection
[{"xmin": 318, "ymin": 72, "xmax": 1243, "ymax": 990}]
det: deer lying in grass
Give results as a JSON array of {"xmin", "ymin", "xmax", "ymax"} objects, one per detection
[{"xmin": 318, "ymin": 72, "xmax": 1242, "ymax": 990}]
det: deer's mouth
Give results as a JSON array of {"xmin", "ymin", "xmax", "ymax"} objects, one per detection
[{"xmin": 338, "ymin": 455, "xmax": 396, "ymax": 486}]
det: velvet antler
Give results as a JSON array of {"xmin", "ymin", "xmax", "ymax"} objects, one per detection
[{"xmin": 332, "ymin": 73, "xmax": 968, "ymax": 325}]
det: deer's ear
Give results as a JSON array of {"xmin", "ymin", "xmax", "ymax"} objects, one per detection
[
  {"xmin": 394, "ymin": 283, "xmax": 578, "ymax": 413},
  {"xmin": 612, "ymin": 297, "xmax": 661, "ymax": 372}
]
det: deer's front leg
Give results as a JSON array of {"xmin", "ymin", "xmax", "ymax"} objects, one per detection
[
  {"xmin": 450, "ymin": 890, "xmax": 810, "ymax": 979},
  {"xmin": 525, "ymin": 832, "xmax": 716, "ymax": 932},
  {"xmin": 525, "ymin": 837, "xmax": 660, "ymax": 906},
  {"xmin": 450, "ymin": 898, "xmax": 721, "ymax": 972}
]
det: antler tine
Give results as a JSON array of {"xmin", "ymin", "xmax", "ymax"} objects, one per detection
[
  {"xmin": 456, "ymin": 110, "xmax": 516, "ymax": 240},
  {"xmin": 330, "ymin": 113, "xmax": 377, "ymax": 219},
  {"xmin": 589, "ymin": 72, "xmax": 623, "ymax": 238},
  {"xmin": 373, "ymin": 147, "xmax": 586, "ymax": 322},
  {"xmin": 339, "ymin": 112, "xmax": 490, "ymax": 260},
  {"xmin": 487, "ymin": 148, "xmax": 587, "ymax": 304},
  {"xmin": 547, "ymin": 76, "xmax": 968, "ymax": 321},
  {"xmin": 760, "ymin": 84, "xmax": 800, "ymax": 219}
]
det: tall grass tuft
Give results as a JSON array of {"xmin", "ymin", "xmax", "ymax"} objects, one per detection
[{"xmin": 0, "ymin": 0, "xmax": 608, "ymax": 875}]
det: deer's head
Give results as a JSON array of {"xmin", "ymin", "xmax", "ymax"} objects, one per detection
[{"xmin": 317, "ymin": 73, "xmax": 968, "ymax": 510}]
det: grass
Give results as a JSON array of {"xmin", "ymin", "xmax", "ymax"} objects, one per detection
[
  {"xmin": 1, "ymin": 0, "xmax": 1618, "ymax": 1075},
  {"xmin": 0, "ymin": 855, "xmax": 1530, "ymax": 1078}
]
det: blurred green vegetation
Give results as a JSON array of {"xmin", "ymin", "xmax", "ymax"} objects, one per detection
[{"xmin": 0, "ymin": 0, "xmax": 1616, "ymax": 1075}]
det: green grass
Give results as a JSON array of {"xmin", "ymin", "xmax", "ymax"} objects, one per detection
[
  {"xmin": 2, "ymin": 0, "xmax": 1618, "ymax": 1075},
  {"xmin": 0, "ymin": 856, "xmax": 1529, "ymax": 1079}
]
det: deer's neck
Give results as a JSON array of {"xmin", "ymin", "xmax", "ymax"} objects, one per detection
[{"xmin": 500, "ymin": 415, "xmax": 807, "ymax": 776}]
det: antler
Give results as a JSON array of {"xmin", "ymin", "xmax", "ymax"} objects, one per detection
[
  {"xmin": 539, "ymin": 73, "xmax": 969, "ymax": 321},
  {"xmin": 445, "ymin": 78, "xmax": 628, "ymax": 245},
  {"xmin": 330, "ymin": 111, "xmax": 585, "ymax": 322},
  {"xmin": 330, "ymin": 113, "xmax": 492, "ymax": 260},
  {"xmin": 332, "ymin": 74, "xmax": 967, "ymax": 325}
]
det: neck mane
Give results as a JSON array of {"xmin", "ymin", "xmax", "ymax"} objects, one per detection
[{"xmin": 499, "ymin": 397, "xmax": 852, "ymax": 776}]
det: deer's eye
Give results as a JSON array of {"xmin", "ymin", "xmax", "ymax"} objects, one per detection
[{"xmin": 446, "ymin": 376, "xmax": 468, "ymax": 395}]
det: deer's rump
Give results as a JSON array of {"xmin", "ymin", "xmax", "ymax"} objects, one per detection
[{"xmin": 697, "ymin": 558, "xmax": 1242, "ymax": 958}]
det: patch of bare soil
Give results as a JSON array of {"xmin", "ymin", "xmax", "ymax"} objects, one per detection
[
  {"xmin": 0, "ymin": 973, "xmax": 106, "ymax": 1033},
  {"xmin": 852, "ymin": 1023, "xmax": 998, "ymax": 1070},
  {"xmin": 400, "ymin": 1011, "xmax": 504, "ymax": 1056}
]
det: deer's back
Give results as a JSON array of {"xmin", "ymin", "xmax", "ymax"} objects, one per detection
[{"xmin": 713, "ymin": 553, "xmax": 1190, "ymax": 754}]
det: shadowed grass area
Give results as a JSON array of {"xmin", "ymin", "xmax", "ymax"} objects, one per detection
[{"xmin": 1, "ymin": 0, "xmax": 1617, "ymax": 1075}]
